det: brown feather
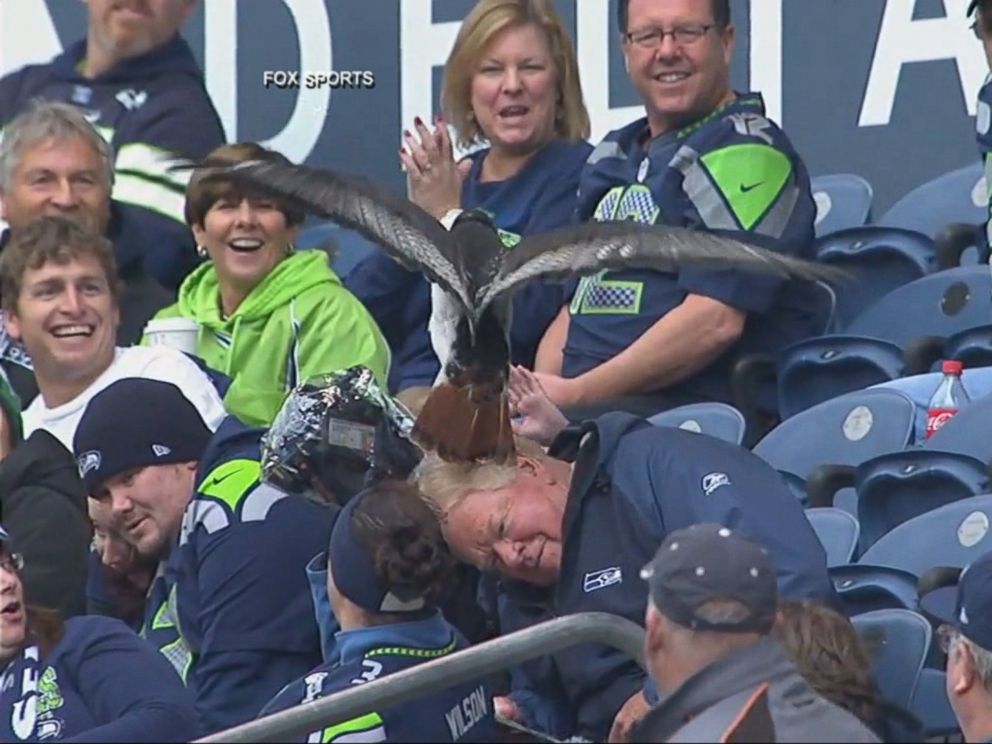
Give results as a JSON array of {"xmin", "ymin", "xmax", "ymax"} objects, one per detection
[{"xmin": 413, "ymin": 380, "xmax": 514, "ymax": 464}]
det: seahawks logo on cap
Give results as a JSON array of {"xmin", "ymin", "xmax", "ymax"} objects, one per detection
[{"xmin": 77, "ymin": 450, "xmax": 102, "ymax": 478}]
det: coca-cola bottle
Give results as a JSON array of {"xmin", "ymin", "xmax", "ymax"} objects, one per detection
[{"xmin": 925, "ymin": 360, "xmax": 970, "ymax": 439}]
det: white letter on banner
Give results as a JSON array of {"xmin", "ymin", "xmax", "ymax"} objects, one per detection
[{"xmin": 861, "ymin": 0, "xmax": 986, "ymax": 126}]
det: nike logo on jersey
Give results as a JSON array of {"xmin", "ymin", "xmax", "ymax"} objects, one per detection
[{"xmin": 740, "ymin": 182, "xmax": 764, "ymax": 193}]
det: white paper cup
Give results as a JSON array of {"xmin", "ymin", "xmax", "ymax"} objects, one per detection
[{"xmin": 144, "ymin": 317, "xmax": 200, "ymax": 355}]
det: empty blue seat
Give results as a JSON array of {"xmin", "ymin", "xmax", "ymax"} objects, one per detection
[
  {"xmin": 777, "ymin": 335, "xmax": 906, "ymax": 419},
  {"xmin": 811, "ymin": 173, "xmax": 874, "ymax": 238},
  {"xmin": 852, "ymin": 609, "xmax": 932, "ymax": 710},
  {"xmin": 831, "ymin": 564, "xmax": 921, "ymax": 615},
  {"xmin": 846, "ymin": 266, "xmax": 992, "ymax": 348},
  {"xmin": 647, "ymin": 402, "xmax": 746, "ymax": 446},
  {"xmin": 814, "ymin": 227, "xmax": 935, "ymax": 329},
  {"xmin": 876, "ymin": 161, "xmax": 986, "ymax": 239},
  {"xmin": 296, "ymin": 221, "xmax": 379, "ymax": 279},
  {"xmin": 857, "ymin": 494, "xmax": 992, "ymax": 575},
  {"xmin": 753, "ymin": 389, "xmax": 916, "ymax": 504},
  {"xmin": 806, "ymin": 508, "xmax": 860, "ymax": 567},
  {"xmin": 910, "ymin": 669, "xmax": 959, "ymax": 738},
  {"xmin": 854, "ymin": 450, "xmax": 989, "ymax": 553}
]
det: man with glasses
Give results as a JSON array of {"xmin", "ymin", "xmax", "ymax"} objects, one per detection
[
  {"xmin": 928, "ymin": 551, "xmax": 992, "ymax": 743},
  {"xmin": 533, "ymin": 0, "xmax": 819, "ymax": 423}
]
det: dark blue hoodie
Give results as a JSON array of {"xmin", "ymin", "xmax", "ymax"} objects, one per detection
[
  {"xmin": 514, "ymin": 412, "xmax": 836, "ymax": 741},
  {"xmin": 0, "ymin": 34, "xmax": 225, "ymax": 289},
  {"xmin": 141, "ymin": 416, "xmax": 335, "ymax": 736}
]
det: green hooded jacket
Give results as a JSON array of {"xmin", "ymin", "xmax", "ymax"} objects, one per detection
[{"xmin": 149, "ymin": 250, "xmax": 390, "ymax": 426}]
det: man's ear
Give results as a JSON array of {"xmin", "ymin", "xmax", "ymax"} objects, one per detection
[
  {"xmin": 517, "ymin": 453, "xmax": 554, "ymax": 484},
  {"xmin": 951, "ymin": 643, "xmax": 976, "ymax": 696}
]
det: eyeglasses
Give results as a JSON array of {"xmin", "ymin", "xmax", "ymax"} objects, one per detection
[
  {"xmin": 0, "ymin": 553, "xmax": 24, "ymax": 574},
  {"xmin": 625, "ymin": 24, "xmax": 716, "ymax": 49},
  {"xmin": 938, "ymin": 623, "xmax": 961, "ymax": 655}
]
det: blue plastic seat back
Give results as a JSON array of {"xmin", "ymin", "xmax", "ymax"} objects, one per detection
[
  {"xmin": 876, "ymin": 162, "xmax": 986, "ymax": 239},
  {"xmin": 857, "ymin": 494, "xmax": 992, "ymax": 575},
  {"xmin": 855, "ymin": 450, "xmax": 990, "ymax": 553},
  {"xmin": 754, "ymin": 389, "xmax": 916, "ymax": 481},
  {"xmin": 910, "ymin": 669, "xmax": 959, "ymax": 738},
  {"xmin": 945, "ymin": 324, "xmax": 992, "ymax": 372},
  {"xmin": 777, "ymin": 335, "xmax": 906, "ymax": 419},
  {"xmin": 806, "ymin": 508, "xmax": 860, "ymax": 567},
  {"xmin": 647, "ymin": 402, "xmax": 746, "ymax": 446},
  {"xmin": 815, "ymin": 227, "xmax": 936, "ymax": 329},
  {"xmin": 811, "ymin": 173, "xmax": 874, "ymax": 238},
  {"xmin": 831, "ymin": 564, "xmax": 921, "ymax": 615},
  {"xmin": 852, "ymin": 609, "xmax": 932, "ymax": 710},
  {"xmin": 846, "ymin": 266, "xmax": 992, "ymax": 348},
  {"xmin": 924, "ymin": 393, "xmax": 992, "ymax": 462},
  {"xmin": 296, "ymin": 221, "xmax": 380, "ymax": 280}
]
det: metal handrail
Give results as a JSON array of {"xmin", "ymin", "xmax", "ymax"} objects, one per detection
[{"xmin": 198, "ymin": 611, "xmax": 646, "ymax": 743}]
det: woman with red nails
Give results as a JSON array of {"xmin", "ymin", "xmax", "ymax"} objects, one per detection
[{"xmin": 349, "ymin": 0, "xmax": 592, "ymax": 394}]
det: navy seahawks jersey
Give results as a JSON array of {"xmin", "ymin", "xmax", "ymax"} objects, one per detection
[
  {"xmin": 142, "ymin": 417, "xmax": 334, "ymax": 735},
  {"xmin": 261, "ymin": 612, "xmax": 499, "ymax": 743},
  {"xmin": 0, "ymin": 616, "xmax": 198, "ymax": 742},
  {"xmin": 0, "ymin": 35, "xmax": 224, "ymax": 289},
  {"xmin": 563, "ymin": 93, "xmax": 819, "ymax": 402},
  {"xmin": 976, "ymin": 74, "xmax": 992, "ymax": 251}
]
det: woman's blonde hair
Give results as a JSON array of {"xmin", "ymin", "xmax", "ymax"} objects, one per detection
[
  {"xmin": 413, "ymin": 436, "xmax": 545, "ymax": 518},
  {"xmin": 441, "ymin": 0, "xmax": 590, "ymax": 150}
]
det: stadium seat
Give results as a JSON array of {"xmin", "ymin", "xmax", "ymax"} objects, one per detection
[
  {"xmin": 852, "ymin": 609, "xmax": 932, "ymax": 710},
  {"xmin": 753, "ymin": 389, "xmax": 916, "ymax": 504},
  {"xmin": 811, "ymin": 173, "xmax": 874, "ymax": 238},
  {"xmin": 647, "ymin": 402, "xmax": 746, "ymax": 446},
  {"xmin": 831, "ymin": 564, "xmax": 921, "ymax": 615},
  {"xmin": 813, "ymin": 227, "xmax": 935, "ymax": 329},
  {"xmin": 296, "ymin": 221, "xmax": 379, "ymax": 280},
  {"xmin": 776, "ymin": 335, "xmax": 906, "ymax": 419},
  {"xmin": 876, "ymin": 161, "xmax": 986, "ymax": 239},
  {"xmin": 856, "ymin": 494, "xmax": 992, "ymax": 575},
  {"xmin": 910, "ymin": 669, "xmax": 959, "ymax": 739},
  {"xmin": 806, "ymin": 507, "xmax": 859, "ymax": 567},
  {"xmin": 854, "ymin": 450, "xmax": 989, "ymax": 553},
  {"xmin": 845, "ymin": 266, "xmax": 992, "ymax": 347}
]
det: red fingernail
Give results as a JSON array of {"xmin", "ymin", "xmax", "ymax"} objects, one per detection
[
  {"xmin": 404, "ymin": 129, "xmax": 412, "ymax": 137},
  {"xmin": 437, "ymin": 114, "xmax": 445, "ymax": 123},
  {"xmin": 414, "ymin": 116, "xmax": 423, "ymax": 126}
]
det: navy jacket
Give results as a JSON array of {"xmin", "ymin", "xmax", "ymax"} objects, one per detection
[
  {"xmin": 513, "ymin": 412, "xmax": 835, "ymax": 741},
  {"xmin": 142, "ymin": 416, "xmax": 335, "ymax": 735},
  {"xmin": 261, "ymin": 611, "xmax": 499, "ymax": 742},
  {"xmin": 346, "ymin": 139, "xmax": 590, "ymax": 392},
  {"xmin": 0, "ymin": 615, "xmax": 199, "ymax": 742},
  {"xmin": 0, "ymin": 34, "xmax": 225, "ymax": 289}
]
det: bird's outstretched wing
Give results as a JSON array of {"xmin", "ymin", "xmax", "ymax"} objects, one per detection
[
  {"xmin": 176, "ymin": 158, "xmax": 472, "ymax": 311},
  {"xmin": 477, "ymin": 221, "xmax": 846, "ymax": 312}
]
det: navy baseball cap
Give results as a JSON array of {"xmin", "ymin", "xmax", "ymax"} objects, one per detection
[
  {"xmin": 925, "ymin": 552, "xmax": 992, "ymax": 651},
  {"xmin": 328, "ymin": 488, "xmax": 429, "ymax": 615},
  {"xmin": 641, "ymin": 523, "xmax": 778, "ymax": 634},
  {"xmin": 0, "ymin": 525, "xmax": 10, "ymax": 546}
]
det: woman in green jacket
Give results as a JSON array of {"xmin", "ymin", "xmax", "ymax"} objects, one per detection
[{"xmin": 149, "ymin": 142, "xmax": 390, "ymax": 426}]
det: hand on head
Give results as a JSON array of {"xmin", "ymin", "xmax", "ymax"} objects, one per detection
[{"xmin": 399, "ymin": 116, "xmax": 472, "ymax": 220}]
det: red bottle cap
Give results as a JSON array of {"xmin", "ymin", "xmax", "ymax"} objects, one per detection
[{"xmin": 942, "ymin": 360, "xmax": 964, "ymax": 375}]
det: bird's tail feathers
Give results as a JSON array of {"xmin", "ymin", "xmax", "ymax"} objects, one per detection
[{"xmin": 413, "ymin": 381, "xmax": 515, "ymax": 464}]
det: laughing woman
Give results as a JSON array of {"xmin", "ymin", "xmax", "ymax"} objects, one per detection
[
  {"xmin": 0, "ymin": 525, "xmax": 199, "ymax": 742},
  {"xmin": 147, "ymin": 143, "xmax": 390, "ymax": 426}
]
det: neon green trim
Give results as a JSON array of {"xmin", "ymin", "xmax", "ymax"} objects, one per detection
[
  {"xmin": 321, "ymin": 712, "xmax": 384, "ymax": 742},
  {"xmin": 700, "ymin": 144, "xmax": 791, "ymax": 230},
  {"xmin": 151, "ymin": 600, "xmax": 175, "ymax": 631},
  {"xmin": 199, "ymin": 459, "xmax": 261, "ymax": 511},
  {"xmin": 571, "ymin": 276, "xmax": 643, "ymax": 315},
  {"xmin": 364, "ymin": 638, "xmax": 458, "ymax": 660}
]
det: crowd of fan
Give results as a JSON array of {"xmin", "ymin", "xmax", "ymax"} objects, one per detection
[{"xmin": 0, "ymin": 0, "xmax": 990, "ymax": 742}]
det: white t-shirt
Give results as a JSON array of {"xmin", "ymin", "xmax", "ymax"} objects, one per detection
[{"xmin": 23, "ymin": 346, "xmax": 228, "ymax": 452}]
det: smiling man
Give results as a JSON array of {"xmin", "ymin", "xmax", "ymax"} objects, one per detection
[
  {"xmin": 415, "ymin": 411, "xmax": 836, "ymax": 742},
  {"xmin": 0, "ymin": 216, "xmax": 225, "ymax": 449},
  {"xmin": 0, "ymin": 0, "xmax": 225, "ymax": 291},
  {"xmin": 533, "ymin": 0, "xmax": 820, "ymax": 420},
  {"xmin": 72, "ymin": 377, "xmax": 336, "ymax": 735}
]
